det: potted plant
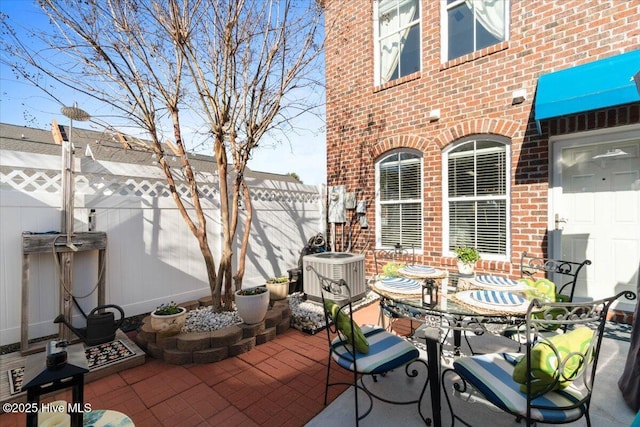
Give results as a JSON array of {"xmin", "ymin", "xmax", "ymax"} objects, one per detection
[
  {"xmin": 454, "ymin": 246, "xmax": 480, "ymax": 275},
  {"xmin": 150, "ymin": 301, "xmax": 187, "ymax": 335},
  {"xmin": 265, "ymin": 275, "xmax": 289, "ymax": 302},
  {"xmin": 234, "ymin": 286, "xmax": 270, "ymax": 325}
]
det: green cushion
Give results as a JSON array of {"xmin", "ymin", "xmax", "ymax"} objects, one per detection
[
  {"xmin": 519, "ymin": 279, "xmax": 569, "ymax": 330},
  {"xmin": 382, "ymin": 262, "xmax": 405, "ymax": 277},
  {"xmin": 520, "ymin": 278, "xmax": 556, "ymax": 301},
  {"xmin": 533, "ymin": 278, "xmax": 556, "ymax": 299},
  {"xmin": 324, "ymin": 299, "xmax": 369, "ymax": 354},
  {"xmin": 513, "ymin": 326, "xmax": 594, "ymax": 394}
]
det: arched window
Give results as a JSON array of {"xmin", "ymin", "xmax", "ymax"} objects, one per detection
[
  {"xmin": 376, "ymin": 149, "xmax": 423, "ymax": 249},
  {"xmin": 443, "ymin": 137, "xmax": 510, "ymax": 259}
]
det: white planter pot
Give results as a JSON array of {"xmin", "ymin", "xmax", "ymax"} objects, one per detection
[
  {"xmin": 457, "ymin": 261, "xmax": 475, "ymax": 276},
  {"xmin": 150, "ymin": 306, "xmax": 187, "ymax": 336},
  {"xmin": 235, "ymin": 287, "xmax": 270, "ymax": 324},
  {"xmin": 265, "ymin": 281, "xmax": 289, "ymax": 302}
]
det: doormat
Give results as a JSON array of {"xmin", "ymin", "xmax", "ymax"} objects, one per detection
[
  {"xmin": 85, "ymin": 339, "xmax": 136, "ymax": 369},
  {"xmin": 8, "ymin": 367, "xmax": 23, "ymax": 395},
  {"xmin": 7, "ymin": 340, "xmax": 136, "ymax": 395}
]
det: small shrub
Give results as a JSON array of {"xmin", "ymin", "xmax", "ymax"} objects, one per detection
[
  {"xmin": 266, "ymin": 275, "xmax": 289, "ymax": 284},
  {"xmin": 454, "ymin": 246, "xmax": 480, "ymax": 263},
  {"xmin": 237, "ymin": 287, "xmax": 267, "ymax": 296},
  {"xmin": 154, "ymin": 301, "xmax": 182, "ymax": 315}
]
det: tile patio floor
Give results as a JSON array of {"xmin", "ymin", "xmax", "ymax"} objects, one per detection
[
  {"xmin": 0, "ymin": 303, "xmax": 383, "ymax": 427},
  {"xmin": 2, "ymin": 302, "xmax": 632, "ymax": 426}
]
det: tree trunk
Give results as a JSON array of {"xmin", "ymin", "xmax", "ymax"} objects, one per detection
[
  {"xmin": 235, "ymin": 179, "xmax": 253, "ymax": 289},
  {"xmin": 214, "ymin": 134, "xmax": 235, "ymax": 309}
]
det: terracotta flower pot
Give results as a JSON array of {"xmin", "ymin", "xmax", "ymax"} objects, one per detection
[
  {"xmin": 235, "ymin": 287, "xmax": 270, "ymax": 324},
  {"xmin": 150, "ymin": 306, "xmax": 187, "ymax": 336}
]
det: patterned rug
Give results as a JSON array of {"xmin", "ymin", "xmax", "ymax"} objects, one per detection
[{"xmin": 7, "ymin": 339, "xmax": 135, "ymax": 395}]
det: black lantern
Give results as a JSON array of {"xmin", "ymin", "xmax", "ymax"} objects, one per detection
[{"xmin": 422, "ymin": 278, "xmax": 438, "ymax": 307}]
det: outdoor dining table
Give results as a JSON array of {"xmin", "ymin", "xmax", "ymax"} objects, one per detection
[{"xmin": 370, "ymin": 267, "xmax": 535, "ymax": 427}]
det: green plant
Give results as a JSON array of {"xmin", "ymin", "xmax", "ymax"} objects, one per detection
[
  {"xmin": 266, "ymin": 276, "xmax": 288, "ymax": 284},
  {"xmin": 454, "ymin": 246, "xmax": 480, "ymax": 264},
  {"xmin": 236, "ymin": 286, "xmax": 268, "ymax": 296},
  {"xmin": 154, "ymin": 301, "xmax": 182, "ymax": 315}
]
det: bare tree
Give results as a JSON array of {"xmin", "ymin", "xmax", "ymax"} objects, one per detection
[{"xmin": 1, "ymin": 0, "xmax": 324, "ymax": 311}]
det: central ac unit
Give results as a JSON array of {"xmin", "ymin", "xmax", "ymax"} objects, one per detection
[{"xmin": 302, "ymin": 252, "xmax": 366, "ymax": 302}]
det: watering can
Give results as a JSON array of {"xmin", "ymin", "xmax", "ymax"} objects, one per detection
[{"xmin": 54, "ymin": 301, "xmax": 124, "ymax": 346}]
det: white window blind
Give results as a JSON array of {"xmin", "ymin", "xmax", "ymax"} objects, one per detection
[
  {"xmin": 378, "ymin": 151, "xmax": 422, "ymax": 248},
  {"xmin": 446, "ymin": 139, "xmax": 508, "ymax": 255}
]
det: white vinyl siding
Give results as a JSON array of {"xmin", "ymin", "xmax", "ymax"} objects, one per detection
[
  {"xmin": 376, "ymin": 150, "xmax": 423, "ymax": 249},
  {"xmin": 444, "ymin": 138, "xmax": 509, "ymax": 259}
]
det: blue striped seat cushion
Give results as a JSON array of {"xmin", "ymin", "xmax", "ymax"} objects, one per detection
[
  {"xmin": 453, "ymin": 353, "xmax": 587, "ymax": 424},
  {"xmin": 331, "ymin": 325, "xmax": 419, "ymax": 374}
]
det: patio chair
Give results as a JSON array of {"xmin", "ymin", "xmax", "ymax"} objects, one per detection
[
  {"xmin": 519, "ymin": 251, "xmax": 592, "ymax": 303},
  {"xmin": 372, "ymin": 244, "xmax": 416, "ymax": 276},
  {"xmin": 500, "ymin": 252, "xmax": 593, "ymax": 349},
  {"xmin": 306, "ymin": 265, "xmax": 431, "ymax": 426},
  {"xmin": 465, "ymin": 252, "xmax": 593, "ymax": 355},
  {"xmin": 442, "ymin": 290, "xmax": 635, "ymax": 427},
  {"xmin": 371, "ymin": 245, "xmax": 419, "ymax": 333}
]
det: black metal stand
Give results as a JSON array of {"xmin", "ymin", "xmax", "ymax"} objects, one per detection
[
  {"xmin": 422, "ymin": 327, "xmax": 442, "ymax": 427},
  {"xmin": 22, "ymin": 344, "xmax": 89, "ymax": 427}
]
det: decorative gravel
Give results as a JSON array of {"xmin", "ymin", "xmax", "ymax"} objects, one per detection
[
  {"xmin": 180, "ymin": 291, "xmax": 379, "ymax": 333},
  {"xmin": 289, "ymin": 293, "xmax": 327, "ymax": 332},
  {"xmin": 182, "ymin": 306, "xmax": 243, "ymax": 332}
]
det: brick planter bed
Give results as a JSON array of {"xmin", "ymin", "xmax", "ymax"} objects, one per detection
[{"xmin": 134, "ymin": 298, "xmax": 291, "ymax": 365}]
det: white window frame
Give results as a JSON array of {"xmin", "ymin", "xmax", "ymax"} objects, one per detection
[
  {"xmin": 440, "ymin": 0, "xmax": 510, "ymax": 63},
  {"xmin": 442, "ymin": 136, "xmax": 511, "ymax": 261},
  {"xmin": 373, "ymin": 0, "xmax": 422, "ymax": 85},
  {"xmin": 375, "ymin": 149, "xmax": 424, "ymax": 251}
]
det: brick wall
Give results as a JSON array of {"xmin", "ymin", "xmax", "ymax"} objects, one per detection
[{"xmin": 324, "ymin": 0, "xmax": 640, "ymax": 274}]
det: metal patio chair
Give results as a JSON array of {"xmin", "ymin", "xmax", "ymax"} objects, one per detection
[
  {"xmin": 371, "ymin": 244, "xmax": 419, "ymax": 333},
  {"xmin": 464, "ymin": 252, "xmax": 593, "ymax": 355},
  {"xmin": 442, "ymin": 290, "xmax": 635, "ymax": 427},
  {"xmin": 307, "ymin": 265, "xmax": 431, "ymax": 426},
  {"xmin": 519, "ymin": 251, "xmax": 592, "ymax": 303}
]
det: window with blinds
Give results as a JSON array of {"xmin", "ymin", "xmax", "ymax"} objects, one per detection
[
  {"xmin": 446, "ymin": 139, "xmax": 508, "ymax": 256},
  {"xmin": 377, "ymin": 151, "xmax": 423, "ymax": 248}
]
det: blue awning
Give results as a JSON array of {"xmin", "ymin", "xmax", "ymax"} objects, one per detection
[{"xmin": 535, "ymin": 50, "xmax": 640, "ymax": 133}]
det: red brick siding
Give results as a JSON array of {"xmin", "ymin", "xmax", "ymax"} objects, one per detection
[{"xmin": 324, "ymin": 0, "xmax": 640, "ymax": 275}]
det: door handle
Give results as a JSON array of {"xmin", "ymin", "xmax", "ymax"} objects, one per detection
[{"xmin": 555, "ymin": 214, "xmax": 568, "ymax": 230}]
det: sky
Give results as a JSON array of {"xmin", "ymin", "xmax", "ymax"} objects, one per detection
[{"xmin": 0, "ymin": 0, "xmax": 327, "ymax": 186}]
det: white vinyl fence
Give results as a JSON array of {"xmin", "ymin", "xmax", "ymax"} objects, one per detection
[{"xmin": 0, "ymin": 147, "xmax": 324, "ymax": 346}]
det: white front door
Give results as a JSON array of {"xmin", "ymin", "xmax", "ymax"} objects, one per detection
[{"xmin": 551, "ymin": 125, "xmax": 640, "ymax": 306}]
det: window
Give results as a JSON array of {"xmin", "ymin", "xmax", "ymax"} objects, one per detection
[
  {"xmin": 374, "ymin": 0, "xmax": 421, "ymax": 85},
  {"xmin": 376, "ymin": 150, "xmax": 423, "ymax": 249},
  {"xmin": 442, "ymin": 0, "xmax": 509, "ymax": 62},
  {"xmin": 444, "ymin": 138, "xmax": 509, "ymax": 259}
]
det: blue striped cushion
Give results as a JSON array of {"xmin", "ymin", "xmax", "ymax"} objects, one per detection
[
  {"xmin": 453, "ymin": 353, "xmax": 587, "ymax": 424},
  {"xmin": 331, "ymin": 325, "xmax": 419, "ymax": 374}
]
